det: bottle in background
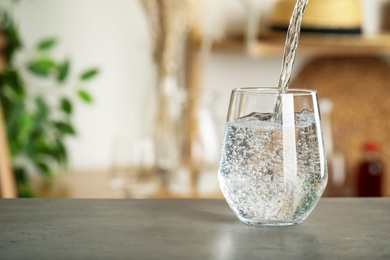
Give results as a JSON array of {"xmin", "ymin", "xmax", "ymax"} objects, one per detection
[{"xmin": 357, "ymin": 142, "xmax": 384, "ymax": 197}]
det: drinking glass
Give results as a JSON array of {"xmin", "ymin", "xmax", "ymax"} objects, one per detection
[
  {"xmin": 109, "ymin": 136, "xmax": 159, "ymax": 198},
  {"xmin": 218, "ymin": 88, "xmax": 328, "ymax": 226}
]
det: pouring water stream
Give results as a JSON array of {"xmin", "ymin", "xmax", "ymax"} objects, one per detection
[{"xmin": 274, "ymin": 0, "xmax": 309, "ymax": 122}]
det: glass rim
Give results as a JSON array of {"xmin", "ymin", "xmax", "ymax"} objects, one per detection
[{"xmin": 233, "ymin": 87, "xmax": 317, "ymax": 96}]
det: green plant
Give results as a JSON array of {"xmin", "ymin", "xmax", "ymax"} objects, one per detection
[{"xmin": 0, "ymin": 8, "xmax": 99, "ymax": 197}]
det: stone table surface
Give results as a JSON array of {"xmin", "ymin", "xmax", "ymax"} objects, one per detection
[{"xmin": 0, "ymin": 198, "xmax": 389, "ymax": 259}]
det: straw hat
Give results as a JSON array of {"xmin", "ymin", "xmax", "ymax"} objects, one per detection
[{"xmin": 271, "ymin": 0, "xmax": 363, "ymax": 34}]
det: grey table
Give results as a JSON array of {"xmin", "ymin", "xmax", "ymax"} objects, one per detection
[{"xmin": 0, "ymin": 199, "xmax": 389, "ymax": 259}]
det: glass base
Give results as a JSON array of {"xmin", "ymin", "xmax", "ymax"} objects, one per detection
[{"xmin": 239, "ymin": 217, "xmax": 302, "ymax": 227}]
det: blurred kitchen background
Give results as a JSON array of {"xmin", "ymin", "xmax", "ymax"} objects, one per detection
[{"xmin": 0, "ymin": 0, "xmax": 389, "ymax": 198}]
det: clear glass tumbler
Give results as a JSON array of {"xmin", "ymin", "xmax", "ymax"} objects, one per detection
[{"xmin": 218, "ymin": 88, "xmax": 328, "ymax": 226}]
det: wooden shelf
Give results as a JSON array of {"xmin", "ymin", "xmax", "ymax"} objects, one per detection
[
  {"xmin": 212, "ymin": 33, "xmax": 390, "ymax": 57},
  {"xmin": 32, "ymin": 170, "xmax": 223, "ymax": 199}
]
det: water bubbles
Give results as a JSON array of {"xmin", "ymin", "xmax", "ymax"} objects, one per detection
[{"xmin": 219, "ymin": 112, "xmax": 327, "ymax": 222}]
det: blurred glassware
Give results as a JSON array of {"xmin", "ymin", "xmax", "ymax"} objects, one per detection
[
  {"xmin": 240, "ymin": 0, "xmax": 262, "ymax": 56},
  {"xmin": 162, "ymin": 90, "xmax": 221, "ymax": 197},
  {"xmin": 187, "ymin": 91, "xmax": 220, "ymax": 195},
  {"xmin": 319, "ymin": 98, "xmax": 346, "ymax": 196},
  {"xmin": 362, "ymin": 0, "xmax": 386, "ymax": 35},
  {"xmin": 200, "ymin": 0, "xmax": 270, "ymax": 54},
  {"xmin": 154, "ymin": 76, "xmax": 187, "ymax": 194},
  {"xmin": 109, "ymin": 136, "xmax": 159, "ymax": 198}
]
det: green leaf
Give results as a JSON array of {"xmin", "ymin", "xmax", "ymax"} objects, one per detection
[
  {"xmin": 6, "ymin": 104, "xmax": 25, "ymax": 155},
  {"xmin": 3, "ymin": 17, "xmax": 23, "ymax": 63},
  {"xmin": 1, "ymin": 84, "xmax": 23, "ymax": 106},
  {"xmin": 36, "ymin": 38, "xmax": 57, "ymax": 51},
  {"xmin": 79, "ymin": 68, "xmax": 99, "ymax": 81},
  {"xmin": 26, "ymin": 138, "xmax": 64, "ymax": 166},
  {"xmin": 37, "ymin": 162, "xmax": 54, "ymax": 178},
  {"xmin": 35, "ymin": 96, "xmax": 49, "ymax": 116},
  {"xmin": 77, "ymin": 89, "xmax": 93, "ymax": 103},
  {"xmin": 27, "ymin": 59, "xmax": 56, "ymax": 77},
  {"xmin": 17, "ymin": 183, "xmax": 34, "ymax": 198},
  {"xmin": 1, "ymin": 69, "xmax": 25, "ymax": 98},
  {"xmin": 18, "ymin": 111, "xmax": 33, "ymax": 145},
  {"xmin": 54, "ymin": 139, "xmax": 68, "ymax": 165},
  {"xmin": 54, "ymin": 121, "xmax": 75, "ymax": 135},
  {"xmin": 60, "ymin": 98, "xmax": 72, "ymax": 114},
  {"xmin": 14, "ymin": 167, "xmax": 28, "ymax": 184},
  {"xmin": 14, "ymin": 167, "xmax": 34, "ymax": 198},
  {"xmin": 57, "ymin": 60, "xmax": 70, "ymax": 83}
]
